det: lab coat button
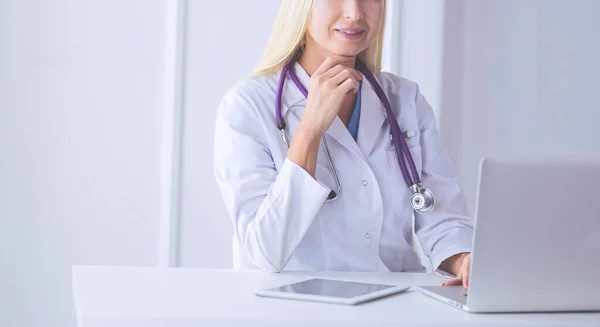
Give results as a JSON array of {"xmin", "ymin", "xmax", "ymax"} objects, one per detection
[
  {"xmin": 362, "ymin": 180, "xmax": 368, "ymax": 186},
  {"xmin": 364, "ymin": 233, "xmax": 371, "ymax": 239}
]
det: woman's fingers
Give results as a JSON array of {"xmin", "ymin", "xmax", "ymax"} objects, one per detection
[
  {"xmin": 441, "ymin": 254, "xmax": 472, "ymax": 288},
  {"xmin": 442, "ymin": 269, "xmax": 462, "ymax": 287},
  {"xmin": 330, "ymin": 69, "xmax": 354, "ymax": 87},
  {"xmin": 303, "ymin": 57, "xmax": 363, "ymax": 136},
  {"xmin": 462, "ymin": 255, "xmax": 472, "ymax": 288},
  {"xmin": 442, "ymin": 277, "xmax": 463, "ymax": 287},
  {"xmin": 336, "ymin": 78, "xmax": 360, "ymax": 95},
  {"xmin": 323, "ymin": 64, "xmax": 346, "ymax": 78},
  {"xmin": 313, "ymin": 57, "xmax": 336, "ymax": 75},
  {"xmin": 314, "ymin": 57, "xmax": 350, "ymax": 76},
  {"xmin": 324, "ymin": 64, "xmax": 362, "ymax": 82}
]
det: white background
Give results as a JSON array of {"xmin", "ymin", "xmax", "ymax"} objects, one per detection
[
  {"xmin": 450, "ymin": 0, "xmax": 600, "ymax": 206},
  {"xmin": 0, "ymin": 1, "xmax": 164, "ymax": 326},
  {"xmin": 1, "ymin": 1, "xmax": 599, "ymax": 326}
]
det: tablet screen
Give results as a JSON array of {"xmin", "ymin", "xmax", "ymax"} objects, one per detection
[{"xmin": 268, "ymin": 278, "xmax": 395, "ymax": 299}]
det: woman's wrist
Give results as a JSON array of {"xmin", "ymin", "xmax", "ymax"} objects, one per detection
[
  {"xmin": 440, "ymin": 252, "xmax": 469, "ymax": 276},
  {"xmin": 296, "ymin": 118, "xmax": 323, "ymax": 141},
  {"xmin": 287, "ymin": 122, "xmax": 322, "ymax": 177}
]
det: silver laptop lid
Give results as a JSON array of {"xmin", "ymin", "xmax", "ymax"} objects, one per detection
[{"xmin": 467, "ymin": 157, "xmax": 600, "ymax": 312}]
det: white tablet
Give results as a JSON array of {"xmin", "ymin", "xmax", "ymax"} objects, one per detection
[{"xmin": 254, "ymin": 278, "xmax": 410, "ymax": 305}]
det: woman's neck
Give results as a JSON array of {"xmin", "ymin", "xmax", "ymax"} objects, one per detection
[{"xmin": 297, "ymin": 43, "xmax": 356, "ymax": 76}]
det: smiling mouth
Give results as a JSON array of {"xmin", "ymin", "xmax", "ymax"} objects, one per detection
[
  {"xmin": 334, "ymin": 29, "xmax": 366, "ymax": 40},
  {"xmin": 335, "ymin": 29, "xmax": 365, "ymax": 35}
]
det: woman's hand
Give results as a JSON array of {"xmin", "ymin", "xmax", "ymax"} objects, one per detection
[
  {"xmin": 288, "ymin": 56, "xmax": 362, "ymax": 177},
  {"xmin": 442, "ymin": 253, "xmax": 472, "ymax": 288},
  {"xmin": 299, "ymin": 56, "xmax": 362, "ymax": 137}
]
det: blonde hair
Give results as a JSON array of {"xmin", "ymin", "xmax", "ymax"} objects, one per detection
[{"xmin": 250, "ymin": 0, "xmax": 386, "ymax": 77}]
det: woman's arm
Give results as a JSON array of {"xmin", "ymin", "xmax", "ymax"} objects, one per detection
[
  {"xmin": 411, "ymin": 84, "xmax": 475, "ymax": 273},
  {"xmin": 214, "ymin": 88, "xmax": 330, "ymax": 272}
]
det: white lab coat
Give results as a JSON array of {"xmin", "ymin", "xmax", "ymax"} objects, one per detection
[{"xmin": 213, "ymin": 62, "xmax": 473, "ymax": 273}]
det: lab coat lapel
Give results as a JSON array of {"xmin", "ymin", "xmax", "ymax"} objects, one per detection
[
  {"xmin": 357, "ymin": 80, "xmax": 386, "ymax": 157},
  {"xmin": 325, "ymin": 115, "xmax": 366, "ymax": 162}
]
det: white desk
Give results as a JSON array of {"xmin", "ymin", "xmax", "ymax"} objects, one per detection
[{"xmin": 72, "ymin": 266, "xmax": 599, "ymax": 327}]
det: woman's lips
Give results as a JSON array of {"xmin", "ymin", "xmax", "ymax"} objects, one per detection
[{"xmin": 335, "ymin": 28, "xmax": 366, "ymax": 40}]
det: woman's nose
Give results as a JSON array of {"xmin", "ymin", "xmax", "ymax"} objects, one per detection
[{"xmin": 343, "ymin": 0, "xmax": 365, "ymax": 20}]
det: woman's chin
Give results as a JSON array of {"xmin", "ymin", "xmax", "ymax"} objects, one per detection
[
  {"xmin": 329, "ymin": 49, "xmax": 362, "ymax": 59},
  {"xmin": 329, "ymin": 44, "xmax": 368, "ymax": 58}
]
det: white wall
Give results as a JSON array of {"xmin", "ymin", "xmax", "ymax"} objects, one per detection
[
  {"xmin": 395, "ymin": 0, "xmax": 446, "ymax": 119},
  {"xmin": 177, "ymin": 1, "xmax": 280, "ymax": 268},
  {"xmin": 440, "ymin": 0, "xmax": 600, "ymax": 210},
  {"xmin": 0, "ymin": 1, "xmax": 166, "ymax": 326}
]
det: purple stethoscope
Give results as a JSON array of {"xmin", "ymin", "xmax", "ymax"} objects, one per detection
[{"xmin": 275, "ymin": 55, "xmax": 435, "ymax": 214}]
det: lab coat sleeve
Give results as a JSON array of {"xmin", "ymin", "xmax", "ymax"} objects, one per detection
[
  {"xmin": 213, "ymin": 89, "xmax": 330, "ymax": 273},
  {"xmin": 413, "ymin": 85, "xmax": 474, "ymax": 272}
]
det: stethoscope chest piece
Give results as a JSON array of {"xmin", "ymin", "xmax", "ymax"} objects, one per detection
[{"xmin": 410, "ymin": 185, "xmax": 435, "ymax": 214}]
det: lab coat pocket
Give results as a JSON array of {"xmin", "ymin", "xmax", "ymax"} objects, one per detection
[
  {"xmin": 384, "ymin": 129, "xmax": 423, "ymax": 179},
  {"xmin": 385, "ymin": 129, "xmax": 421, "ymax": 151}
]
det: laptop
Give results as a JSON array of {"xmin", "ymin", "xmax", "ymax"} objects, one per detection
[{"xmin": 417, "ymin": 156, "xmax": 600, "ymax": 313}]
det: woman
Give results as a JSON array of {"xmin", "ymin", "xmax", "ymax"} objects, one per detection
[{"xmin": 214, "ymin": 0, "xmax": 473, "ymax": 288}]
